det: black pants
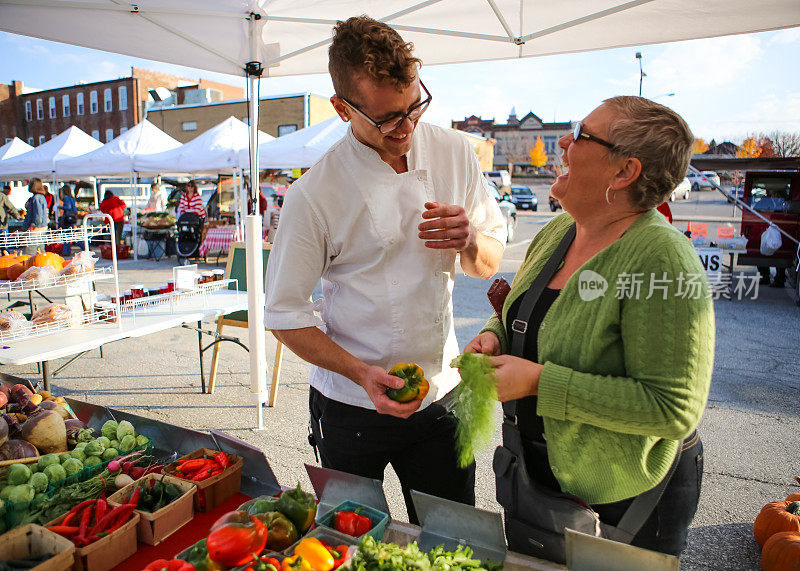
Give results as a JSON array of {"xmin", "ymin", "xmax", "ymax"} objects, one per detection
[{"xmin": 309, "ymin": 387, "xmax": 475, "ymax": 524}]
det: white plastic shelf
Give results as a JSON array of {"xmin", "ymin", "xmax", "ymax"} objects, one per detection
[
  {"xmin": 0, "ymin": 267, "xmax": 114, "ymax": 295},
  {"xmin": 0, "ymin": 226, "xmax": 109, "ymax": 250},
  {"xmin": 120, "ymin": 279, "xmax": 238, "ymax": 313},
  {"xmin": 0, "ymin": 308, "xmax": 116, "ymax": 343}
]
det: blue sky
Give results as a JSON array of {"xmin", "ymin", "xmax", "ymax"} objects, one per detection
[{"xmin": 2, "ymin": 27, "xmax": 799, "ymax": 143}]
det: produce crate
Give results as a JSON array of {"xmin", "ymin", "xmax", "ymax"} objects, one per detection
[
  {"xmin": 0, "ymin": 524, "xmax": 75, "ymax": 571},
  {"xmin": 107, "ymin": 474, "xmax": 196, "ymax": 546},
  {"xmin": 48, "ymin": 512, "xmax": 140, "ymax": 571},
  {"xmin": 47, "ymin": 438, "xmax": 152, "ymax": 493},
  {"xmin": 283, "ymin": 525, "xmax": 357, "ymax": 557},
  {"xmin": 163, "ymin": 449, "xmax": 242, "ymax": 513},
  {"xmin": 315, "ymin": 500, "xmax": 390, "ymax": 542}
]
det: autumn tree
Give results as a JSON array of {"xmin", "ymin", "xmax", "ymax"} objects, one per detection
[
  {"xmin": 692, "ymin": 138, "xmax": 709, "ymax": 154},
  {"xmin": 529, "ymin": 136, "xmax": 548, "ymax": 169},
  {"xmin": 736, "ymin": 136, "xmax": 762, "ymax": 158},
  {"xmin": 765, "ymin": 131, "xmax": 800, "ymax": 157},
  {"xmin": 757, "ymin": 135, "xmax": 776, "ymax": 158}
]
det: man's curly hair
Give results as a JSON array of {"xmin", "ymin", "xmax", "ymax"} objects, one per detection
[{"xmin": 329, "ymin": 16, "xmax": 421, "ymax": 102}]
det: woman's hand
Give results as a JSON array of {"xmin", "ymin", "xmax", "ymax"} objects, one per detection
[
  {"xmin": 489, "ymin": 355, "xmax": 543, "ymax": 402},
  {"xmin": 464, "ymin": 331, "xmax": 501, "ymax": 356}
]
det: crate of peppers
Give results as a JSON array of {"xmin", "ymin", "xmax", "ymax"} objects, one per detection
[{"xmin": 164, "ymin": 449, "xmax": 242, "ymax": 512}]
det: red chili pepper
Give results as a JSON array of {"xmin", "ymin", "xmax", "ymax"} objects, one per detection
[
  {"xmin": 89, "ymin": 504, "xmax": 132, "ymax": 537},
  {"xmin": 333, "ymin": 508, "xmax": 372, "ymax": 537},
  {"xmin": 63, "ymin": 499, "xmax": 95, "ymax": 526},
  {"xmin": 95, "ymin": 498, "xmax": 108, "ymax": 523},
  {"xmin": 213, "ymin": 452, "xmax": 229, "ymax": 468},
  {"xmin": 177, "ymin": 458, "xmax": 214, "ymax": 474},
  {"xmin": 206, "ymin": 467, "xmax": 224, "ymax": 478},
  {"xmin": 190, "ymin": 468, "xmax": 215, "ymax": 481},
  {"xmin": 47, "ymin": 525, "xmax": 80, "ymax": 537},
  {"xmin": 144, "ymin": 560, "xmax": 196, "ymax": 571},
  {"xmin": 128, "ymin": 486, "xmax": 142, "ymax": 507}
]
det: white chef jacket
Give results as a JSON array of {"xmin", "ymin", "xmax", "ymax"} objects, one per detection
[{"xmin": 265, "ymin": 122, "xmax": 506, "ymax": 410}]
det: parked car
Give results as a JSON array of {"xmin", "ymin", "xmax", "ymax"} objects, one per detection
[
  {"xmin": 509, "ymin": 185, "xmax": 538, "ymax": 211},
  {"xmin": 487, "ymin": 180, "xmax": 516, "ymax": 242},
  {"xmin": 686, "ymin": 170, "xmax": 720, "ymax": 191},
  {"xmin": 549, "ymin": 195, "xmax": 562, "ymax": 212},
  {"xmin": 484, "ymin": 170, "xmax": 511, "ymax": 188},
  {"xmin": 670, "ymin": 177, "xmax": 692, "ymax": 201}
]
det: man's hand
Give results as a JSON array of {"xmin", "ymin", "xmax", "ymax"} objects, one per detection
[
  {"xmin": 464, "ymin": 331, "xmax": 501, "ymax": 356},
  {"xmin": 418, "ymin": 202, "xmax": 474, "ymax": 251},
  {"xmin": 357, "ymin": 365, "xmax": 423, "ymax": 419}
]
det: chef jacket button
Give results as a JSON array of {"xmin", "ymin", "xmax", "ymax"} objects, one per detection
[
  {"xmin": 434, "ymin": 270, "xmax": 441, "ymax": 276},
  {"xmin": 399, "ymin": 328, "xmax": 405, "ymax": 334},
  {"xmin": 392, "ymin": 279, "xmax": 399, "ymax": 285},
  {"xmin": 418, "ymin": 175, "xmax": 424, "ymax": 181}
]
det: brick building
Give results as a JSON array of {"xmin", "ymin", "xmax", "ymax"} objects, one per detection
[
  {"xmin": 0, "ymin": 68, "xmax": 243, "ymax": 147},
  {"xmin": 452, "ymin": 108, "xmax": 571, "ymax": 172},
  {"xmin": 145, "ymin": 92, "xmax": 338, "ymax": 142}
]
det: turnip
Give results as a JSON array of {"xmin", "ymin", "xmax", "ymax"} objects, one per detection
[
  {"xmin": 0, "ymin": 439, "xmax": 38, "ymax": 461},
  {"xmin": 39, "ymin": 401, "xmax": 70, "ymax": 421},
  {"xmin": 0, "ymin": 415, "xmax": 7, "ymax": 447},
  {"xmin": 21, "ymin": 410, "xmax": 67, "ymax": 454},
  {"xmin": 114, "ymin": 473, "xmax": 135, "ymax": 489}
]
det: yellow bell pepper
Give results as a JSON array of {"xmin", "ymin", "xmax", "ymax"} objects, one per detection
[
  {"xmin": 281, "ymin": 555, "xmax": 312, "ymax": 571},
  {"xmin": 291, "ymin": 537, "xmax": 335, "ymax": 571}
]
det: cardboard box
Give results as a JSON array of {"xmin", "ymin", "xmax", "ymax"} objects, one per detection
[
  {"xmin": 0, "ymin": 524, "xmax": 75, "ymax": 571},
  {"xmin": 49, "ymin": 511, "xmax": 140, "ymax": 571},
  {"xmin": 163, "ymin": 449, "xmax": 243, "ymax": 512},
  {"xmin": 107, "ymin": 473, "xmax": 196, "ymax": 546}
]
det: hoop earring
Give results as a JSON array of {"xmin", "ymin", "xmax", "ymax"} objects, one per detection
[{"xmin": 605, "ymin": 185, "xmax": 615, "ymax": 205}]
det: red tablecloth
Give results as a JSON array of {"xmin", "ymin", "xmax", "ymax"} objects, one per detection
[
  {"xmin": 199, "ymin": 226, "xmax": 271, "ymax": 257},
  {"xmin": 113, "ymin": 492, "xmax": 251, "ymax": 571}
]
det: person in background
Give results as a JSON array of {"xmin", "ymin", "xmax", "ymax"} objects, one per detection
[
  {"xmin": 43, "ymin": 183, "xmax": 55, "ymax": 220},
  {"xmin": 59, "ymin": 184, "xmax": 77, "ymax": 229},
  {"xmin": 0, "ymin": 184, "xmax": 21, "ymax": 234},
  {"xmin": 99, "ymin": 190, "xmax": 126, "ymax": 246},
  {"xmin": 144, "ymin": 183, "xmax": 168, "ymax": 213},
  {"xmin": 177, "ymin": 181, "xmax": 207, "ymax": 218},
  {"xmin": 22, "ymin": 179, "xmax": 49, "ymax": 252}
]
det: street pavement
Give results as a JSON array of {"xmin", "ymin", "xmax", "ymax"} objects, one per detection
[{"xmin": 3, "ymin": 190, "xmax": 798, "ymax": 570}]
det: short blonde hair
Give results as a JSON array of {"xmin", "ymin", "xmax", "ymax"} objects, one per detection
[{"xmin": 603, "ymin": 96, "xmax": 694, "ymax": 210}]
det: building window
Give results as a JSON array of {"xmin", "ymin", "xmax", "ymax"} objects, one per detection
[
  {"xmin": 27, "ymin": 137, "xmax": 34, "ymax": 145},
  {"xmin": 181, "ymin": 121, "xmax": 198, "ymax": 132},
  {"xmin": 49, "ymin": 97, "xmax": 56, "ymax": 118},
  {"xmin": 62, "ymin": 94, "xmax": 70, "ymax": 117},
  {"xmin": 25, "ymin": 101, "xmax": 32, "ymax": 122},
  {"xmin": 544, "ymin": 136, "xmax": 557, "ymax": 154},
  {"xmin": 278, "ymin": 124, "xmax": 298, "ymax": 137},
  {"xmin": 36, "ymin": 99, "xmax": 43, "ymax": 120},
  {"xmin": 77, "ymin": 93, "xmax": 84, "ymax": 115},
  {"xmin": 38, "ymin": 136, "xmax": 45, "ymax": 145},
  {"xmin": 118, "ymin": 86, "xmax": 127, "ymax": 111},
  {"xmin": 105, "ymin": 129, "xmax": 114, "ymax": 142},
  {"xmin": 104, "ymin": 89, "xmax": 112, "ymax": 112},
  {"xmin": 91, "ymin": 130, "xmax": 100, "ymax": 141},
  {"xmin": 90, "ymin": 91, "xmax": 98, "ymax": 114},
  {"xmin": 119, "ymin": 127, "xmax": 128, "ymax": 134}
]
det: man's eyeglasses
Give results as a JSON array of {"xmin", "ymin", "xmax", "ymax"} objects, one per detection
[
  {"xmin": 339, "ymin": 81, "xmax": 432, "ymax": 134},
  {"xmin": 572, "ymin": 121, "xmax": 617, "ymax": 150}
]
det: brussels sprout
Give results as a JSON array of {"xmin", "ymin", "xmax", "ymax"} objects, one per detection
[
  {"xmin": 118, "ymin": 435, "xmax": 136, "ymax": 453},
  {"xmin": 116, "ymin": 421, "xmax": 135, "ymax": 441},
  {"xmin": 102, "ymin": 448, "xmax": 119, "ymax": 462},
  {"xmin": 74, "ymin": 442, "xmax": 87, "ymax": 451},
  {"xmin": 135, "ymin": 435, "xmax": 148, "ymax": 448},
  {"xmin": 7, "ymin": 464, "xmax": 31, "ymax": 486},
  {"xmin": 84, "ymin": 441, "xmax": 105, "ymax": 457},
  {"xmin": 29, "ymin": 472, "xmax": 48, "ymax": 493},
  {"xmin": 84, "ymin": 456, "xmax": 102, "ymax": 467},
  {"xmin": 62, "ymin": 458, "xmax": 83, "ymax": 477},
  {"xmin": 70, "ymin": 449, "xmax": 87, "ymax": 463},
  {"xmin": 0, "ymin": 485, "xmax": 16, "ymax": 500},
  {"xmin": 37, "ymin": 454, "xmax": 60, "ymax": 471},
  {"xmin": 101, "ymin": 420, "xmax": 118, "ymax": 441},
  {"xmin": 95, "ymin": 436, "xmax": 111, "ymax": 449},
  {"xmin": 28, "ymin": 463, "xmax": 39, "ymax": 474},
  {"xmin": 77, "ymin": 429, "xmax": 94, "ymax": 443},
  {"xmin": 109, "ymin": 440, "xmax": 120, "ymax": 450},
  {"xmin": 43, "ymin": 464, "xmax": 67, "ymax": 483},
  {"xmin": 9, "ymin": 484, "xmax": 34, "ymax": 503},
  {"xmin": 59, "ymin": 453, "xmax": 72, "ymax": 464}
]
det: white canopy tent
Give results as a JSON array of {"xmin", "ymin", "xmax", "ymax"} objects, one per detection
[
  {"xmin": 1, "ymin": 0, "xmax": 797, "ymax": 427},
  {"xmin": 0, "ymin": 126, "xmax": 102, "ymax": 180},
  {"xmin": 0, "ymin": 137, "xmax": 33, "ymax": 161},
  {"xmin": 56, "ymin": 119, "xmax": 180, "ymax": 178},
  {"xmin": 248, "ymin": 116, "xmax": 348, "ymax": 170}
]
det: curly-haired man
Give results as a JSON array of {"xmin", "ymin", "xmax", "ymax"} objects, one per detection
[{"xmin": 265, "ymin": 16, "xmax": 506, "ymax": 522}]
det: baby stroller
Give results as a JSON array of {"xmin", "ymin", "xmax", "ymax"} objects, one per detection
[{"xmin": 176, "ymin": 212, "xmax": 204, "ymax": 266}]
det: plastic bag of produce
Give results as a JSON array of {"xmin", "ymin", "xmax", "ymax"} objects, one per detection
[
  {"xmin": 58, "ymin": 250, "xmax": 97, "ymax": 277},
  {"xmin": 30, "ymin": 304, "xmax": 72, "ymax": 326},
  {"xmin": 0, "ymin": 311, "xmax": 29, "ymax": 332},
  {"xmin": 16, "ymin": 265, "xmax": 57, "ymax": 287}
]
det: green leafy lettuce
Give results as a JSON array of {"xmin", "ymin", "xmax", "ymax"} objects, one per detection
[{"xmin": 450, "ymin": 352, "xmax": 499, "ymax": 468}]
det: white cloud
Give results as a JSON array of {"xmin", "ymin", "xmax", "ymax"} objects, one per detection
[{"xmin": 768, "ymin": 28, "xmax": 800, "ymax": 46}]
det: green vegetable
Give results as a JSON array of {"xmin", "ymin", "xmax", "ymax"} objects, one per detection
[
  {"xmin": 450, "ymin": 353, "xmax": 500, "ymax": 468},
  {"xmin": 135, "ymin": 434, "xmax": 148, "ymax": 447},
  {"xmin": 43, "ymin": 464, "xmax": 66, "ymax": 483},
  {"xmin": 9, "ymin": 484, "xmax": 34, "ymax": 504},
  {"xmin": 0, "ymin": 485, "xmax": 16, "ymax": 500},
  {"xmin": 95, "ymin": 436, "xmax": 111, "ymax": 449},
  {"xmin": 116, "ymin": 420, "xmax": 135, "ymax": 441},
  {"xmin": 76, "ymin": 429, "xmax": 94, "ymax": 444},
  {"xmin": 74, "ymin": 442, "xmax": 87, "ymax": 451},
  {"xmin": 70, "ymin": 449, "xmax": 87, "ymax": 463},
  {"xmin": 62, "ymin": 458, "xmax": 83, "ymax": 477},
  {"xmin": 118, "ymin": 435, "xmax": 135, "ymax": 452},
  {"xmin": 349, "ymin": 536, "xmax": 503, "ymax": 570},
  {"xmin": 28, "ymin": 464, "xmax": 39, "ymax": 474},
  {"xmin": 7, "ymin": 463, "xmax": 31, "ymax": 486},
  {"xmin": 102, "ymin": 448, "xmax": 119, "ymax": 462},
  {"xmin": 84, "ymin": 456, "xmax": 102, "ymax": 467},
  {"xmin": 29, "ymin": 472, "xmax": 49, "ymax": 493},
  {"xmin": 84, "ymin": 441, "xmax": 104, "ymax": 457},
  {"xmin": 37, "ymin": 454, "xmax": 60, "ymax": 471},
  {"xmin": 101, "ymin": 420, "xmax": 118, "ymax": 440},
  {"xmin": 246, "ymin": 496, "xmax": 280, "ymax": 515},
  {"xmin": 109, "ymin": 439, "xmax": 120, "ymax": 450},
  {"xmin": 59, "ymin": 453, "xmax": 72, "ymax": 464}
]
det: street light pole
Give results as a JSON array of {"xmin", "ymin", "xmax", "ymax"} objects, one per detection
[{"xmin": 635, "ymin": 52, "xmax": 644, "ymax": 97}]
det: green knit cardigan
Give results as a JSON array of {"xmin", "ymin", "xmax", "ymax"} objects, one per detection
[{"xmin": 482, "ymin": 209, "xmax": 714, "ymax": 504}]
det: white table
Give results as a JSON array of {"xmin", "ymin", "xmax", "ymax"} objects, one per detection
[{"xmin": 0, "ymin": 290, "xmax": 248, "ymax": 390}]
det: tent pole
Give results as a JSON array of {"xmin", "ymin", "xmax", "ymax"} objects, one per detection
[
  {"xmin": 244, "ymin": 12, "xmax": 267, "ymax": 429},
  {"xmin": 131, "ymin": 171, "xmax": 139, "ymax": 261}
]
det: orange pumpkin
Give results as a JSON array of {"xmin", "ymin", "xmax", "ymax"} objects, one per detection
[
  {"xmin": 761, "ymin": 531, "xmax": 800, "ymax": 571},
  {"xmin": 755, "ymin": 501, "xmax": 800, "ymax": 547},
  {"xmin": 14, "ymin": 253, "xmax": 30, "ymax": 266},
  {"xmin": 6, "ymin": 264, "xmax": 25, "ymax": 281},
  {"xmin": 0, "ymin": 256, "xmax": 18, "ymax": 280},
  {"xmin": 25, "ymin": 249, "xmax": 64, "ymax": 272},
  {"xmin": 787, "ymin": 493, "xmax": 800, "ymax": 502}
]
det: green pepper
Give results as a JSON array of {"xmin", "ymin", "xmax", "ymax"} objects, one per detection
[
  {"xmin": 181, "ymin": 539, "xmax": 223, "ymax": 571},
  {"xmin": 255, "ymin": 511, "xmax": 299, "ymax": 551},
  {"xmin": 247, "ymin": 496, "xmax": 280, "ymax": 515},
  {"xmin": 275, "ymin": 483, "xmax": 317, "ymax": 534},
  {"xmin": 385, "ymin": 362, "xmax": 430, "ymax": 403}
]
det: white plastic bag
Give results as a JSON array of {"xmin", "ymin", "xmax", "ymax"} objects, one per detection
[
  {"xmin": 58, "ymin": 250, "xmax": 97, "ymax": 277},
  {"xmin": 16, "ymin": 265, "xmax": 57, "ymax": 286},
  {"xmin": 0, "ymin": 311, "xmax": 29, "ymax": 332},
  {"xmin": 760, "ymin": 225, "xmax": 782, "ymax": 256}
]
